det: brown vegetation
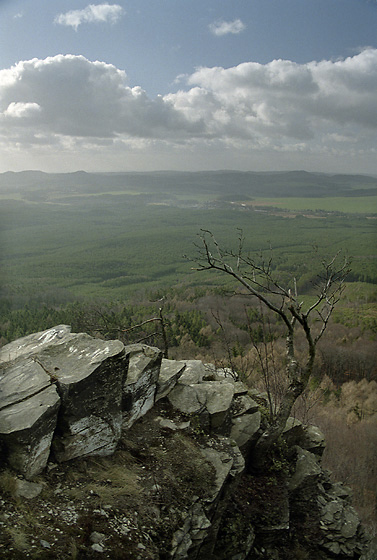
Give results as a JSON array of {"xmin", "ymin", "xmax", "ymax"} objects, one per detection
[
  {"xmin": 308, "ymin": 381, "xmax": 377, "ymax": 548},
  {"xmin": 165, "ymin": 289, "xmax": 377, "ymax": 543}
]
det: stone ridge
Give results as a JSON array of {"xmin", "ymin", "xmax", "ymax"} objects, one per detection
[{"xmin": 0, "ymin": 327, "xmax": 370, "ymax": 559}]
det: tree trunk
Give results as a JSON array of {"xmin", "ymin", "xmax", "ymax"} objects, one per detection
[{"xmin": 251, "ymin": 377, "xmax": 305, "ymax": 470}]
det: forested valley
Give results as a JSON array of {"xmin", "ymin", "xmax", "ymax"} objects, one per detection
[{"xmin": 1, "ymin": 170, "xmax": 376, "ymax": 543}]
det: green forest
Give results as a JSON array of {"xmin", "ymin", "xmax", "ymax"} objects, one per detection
[
  {"xmin": 1, "ymin": 170, "xmax": 376, "ymax": 388},
  {"xmin": 0, "ymin": 170, "xmax": 376, "ymax": 342},
  {"xmin": 1, "ymin": 170, "xmax": 377, "ymax": 542}
]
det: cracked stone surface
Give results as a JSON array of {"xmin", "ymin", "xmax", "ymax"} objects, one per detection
[
  {"xmin": 122, "ymin": 344, "xmax": 162, "ymax": 429},
  {"xmin": 0, "ymin": 384, "xmax": 60, "ymax": 478},
  {"xmin": 156, "ymin": 358, "xmax": 186, "ymax": 401},
  {"xmin": 0, "ymin": 325, "xmax": 72, "ymax": 364},
  {"xmin": 0, "ymin": 328, "xmax": 127, "ymax": 470},
  {"xmin": 43, "ymin": 334, "xmax": 127, "ymax": 462}
]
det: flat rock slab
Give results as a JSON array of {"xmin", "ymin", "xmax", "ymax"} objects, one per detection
[
  {"xmin": 178, "ymin": 360, "xmax": 209, "ymax": 385},
  {"xmin": 156, "ymin": 359, "xmax": 186, "ymax": 401},
  {"xmin": 0, "ymin": 385, "xmax": 60, "ymax": 478},
  {"xmin": 0, "ymin": 325, "xmax": 72, "ymax": 365},
  {"xmin": 0, "ymin": 357, "xmax": 51, "ymax": 410},
  {"xmin": 36, "ymin": 333, "xmax": 126, "ymax": 462}
]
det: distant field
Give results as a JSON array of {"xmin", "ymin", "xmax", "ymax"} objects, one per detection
[
  {"xmin": 247, "ymin": 196, "xmax": 377, "ymax": 214},
  {"xmin": 0, "ymin": 170, "xmax": 376, "ymax": 307},
  {"xmin": 0, "ymin": 192, "xmax": 376, "ymax": 307},
  {"xmin": 0, "ymin": 189, "xmax": 219, "ymax": 206}
]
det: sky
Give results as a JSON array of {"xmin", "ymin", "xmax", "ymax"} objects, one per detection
[{"xmin": 1, "ymin": 0, "xmax": 377, "ymax": 174}]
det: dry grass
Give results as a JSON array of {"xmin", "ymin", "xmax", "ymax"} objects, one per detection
[
  {"xmin": 315, "ymin": 410, "xmax": 377, "ymax": 527},
  {"xmin": 301, "ymin": 380, "xmax": 377, "ymax": 552},
  {"xmin": 63, "ymin": 451, "xmax": 142, "ymax": 508},
  {"xmin": 0, "ymin": 469, "xmax": 18, "ymax": 496},
  {"xmin": 6, "ymin": 527, "xmax": 30, "ymax": 552},
  {"xmin": 339, "ymin": 379, "xmax": 377, "ymax": 421}
]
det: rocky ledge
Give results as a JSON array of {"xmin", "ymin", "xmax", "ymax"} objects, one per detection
[{"xmin": 0, "ymin": 326, "xmax": 371, "ymax": 559}]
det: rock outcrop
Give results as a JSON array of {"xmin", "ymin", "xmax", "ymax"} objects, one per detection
[
  {"xmin": 0, "ymin": 327, "xmax": 370, "ymax": 559},
  {"xmin": 0, "ymin": 326, "xmax": 127, "ymax": 472}
]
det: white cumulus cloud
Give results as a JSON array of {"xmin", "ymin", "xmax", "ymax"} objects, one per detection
[
  {"xmin": 0, "ymin": 55, "xmax": 202, "ymax": 144},
  {"xmin": 54, "ymin": 3, "xmax": 124, "ymax": 30},
  {"xmin": 170, "ymin": 48, "xmax": 377, "ymax": 139},
  {"xmin": 1, "ymin": 50, "xmax": 377, "ymax": 173},
  {"xmin": 209, "ymin": 19, "xmax": 246, "ymax": 37},
  {"xmin": 4, "ymin": 102, "xmax": 41, "ymax": 118}
]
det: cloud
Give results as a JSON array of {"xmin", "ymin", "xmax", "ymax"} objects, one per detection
[
  {"xmin": 0, "ymin": 55, "xmax": 202, "ymax": 144},
  {"xmin": 4, "ymin": 102, "xmax": 41, "ymax": 118},
  {"xmin": 209, "ymin": 19, "xmax": 246, "ymax": 37},
  {"xmin": 54, "ymin": 3, "xmax": 124, "ymax": 30},
  {"xmin": 0, "ymin": 50, "xmax": 376, "ymax": 172},
  {"xmin": 171, "ymin": 48, "xmax": 377, "ymax": 137}
]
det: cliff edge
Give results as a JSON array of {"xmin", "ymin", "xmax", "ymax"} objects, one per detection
[{"xmin": 0, "ymin": 327, "xmax": 370, "ymax": 559}]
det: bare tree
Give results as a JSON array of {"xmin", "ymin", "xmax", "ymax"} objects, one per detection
[
  {"xmin": 245, "ymin": 301, "xmax": 284, "ymax": 420},
  {"xmin": 73, "ymin": 300, "xmax": 170, "ymax": 358},
  {"xmin": 192, "ymin": 230, "xmax": 350, "ymax": 468},
  {"xmin": 115, "ymin": 307, "xmax": 169, "ymax": 358}
]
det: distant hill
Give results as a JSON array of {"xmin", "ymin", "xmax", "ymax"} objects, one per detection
[{"xmin": 1, "ymin": 170, "xmax": 377, "ymax": 199}]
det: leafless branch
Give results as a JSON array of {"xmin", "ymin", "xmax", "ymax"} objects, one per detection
[{"xmin": 190, "ymin": 229, "xmax": 349, "ymax": 467}]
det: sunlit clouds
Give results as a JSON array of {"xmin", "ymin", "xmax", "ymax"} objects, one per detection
[
  {"xmin": 54, "ymin": 3, "xmax": 124, "ymax": 31},
  {"xmin": 1, "ymin": 49, "xmax": 377, "ymax": 172}
]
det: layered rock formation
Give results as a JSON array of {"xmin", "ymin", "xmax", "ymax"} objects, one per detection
[
  {"xmin": 0, "ymin": 325, "xmax": 127, "ymax": 476},
  {"xmin": 0, "ymin": 327, "xmax": 370, "ymax": 559}
]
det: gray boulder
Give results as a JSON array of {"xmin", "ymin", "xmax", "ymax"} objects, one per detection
[
  {"xmin": 0, "ymin": 383, "xmax": 60, "ymax": 478},
  {"xmin": 288, "ymin": 446, "xmax": 322, "ymax": 491},
  {"xmin": 167, "ymin": 383, "xmax": 205, "ymax": 415},
  {"xmin": 199, "ymin": 382, "xmax": 235, "ymax": 431},
  {"xmin": 122, "ymin": 344, "xmax": 162, "ymax": 429},
  {"xmin": 0, "ymin": 325, "xmax": 72, "ymax": 364},
  {"xmin": 230, "ymin": 410, "xmax": 261, "ymax": 452},
  {"xmin": 0, "ymin": 326, "xmax": 128, "ymax": 469},
  {"xmin": 0, "ymin": 357, "xmax": 61, "ymax": 478},
  {"xmin": 156, "ymin": 358, "xmax": 186, "ymax": 401},
  {"xmin": 36, "ymin": 333, "xmax": 126, "ymax": 462},
  {"xmin": 283, "ymin": 417, "xmax": 326, "ymax": 456},
  {"xmin": 14, "ymin": 479, "xmax": 44, "ymax": 500},
  {"xmin": 229, "ymin": 388, "xmax": 264, "ymax": 454},
  {"xmin": 168, "ymin": 381, "xmax": 235, "ymax": 433},
  {"xmin": 200, "ymin": 439, "xmax": 245, "ymax": 503},
  {"xmin": 178, "ymin": 360, "xmax": 209, "ymax": 385}
]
